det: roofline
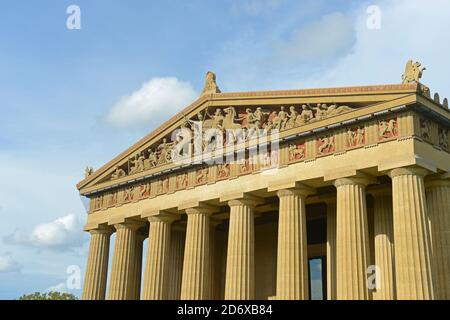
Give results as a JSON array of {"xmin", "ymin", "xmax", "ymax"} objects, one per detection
[{"xmin": 76, "ymin": 83, "xmax": 419, "ymax": 190}]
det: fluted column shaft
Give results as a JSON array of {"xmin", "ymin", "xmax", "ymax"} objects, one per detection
[
  {"xmin": 82, "ymin": 226, "xmax": 113, "ymax": 300},
  {"xmin": 276, "ymin": 187, "xmax": 312, "ymax": 300},
  {"xmin": 390, "ymin": 167, "xmax": 434, "ymax": 300},
  {"xmin": 225, "ymin": 198, "xmax": 256, "ymax": 300},
  {"xmin": 372, "ymin": 192, "xmax": 396, "ymax": 300},
  {"xmin": 142, "ymin": 214, "xmax": 175, "ymax": 300},
  {"xmin": 108, "ymin": 222, "xmax": 142, "ymax": 300},
  {"xmin": 326, "ymin": 201, "xmax": 337, "ymax": 300},
  {"xmin": 209, "ymin": 220, "xmax": 220, "ymax": 300},
  {"xmin": 180, "ymin": 206, "xmax": 216, "ymax": 300},
  {"xmin": 334, "ymin": 176, "xmax": 372, "ymax": 300},
  {"xmin": 167, "ymin": 228, "xmax": 186, "ymax": 300},
  {"xmin": 426, "ymin": 176, "xmax": 450, "ymax": 299},
  {"xmin": 132, "ymin": 232, "xmax": 146, "ymax": 300}
]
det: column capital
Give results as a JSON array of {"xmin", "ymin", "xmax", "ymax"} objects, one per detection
[
  {"xmin": 185, "ymin": 204, "xmax": 220, "ymax": 216},
  {"xmin": 228, "ymin": 196, "xmax": 263, "ymax": 208},
  {"xmin": 145, "ymin": 211, "xmax": 179, "ymax": 224},
  {"xmin": 172, "ymin": 222, "xmax": 187, "ymax": 232},
  {"xmin": 317, "ymin": 194, "xmax": 337, "ymax": 205},
  {"xmin": 211, "ymin": 217, "xmax": 222, "ymax": 227},
  {"xmin": 136, "ymin": 228, "xmax": 148, "ymax": 241},
  {"xmin": 268, "ymin": 179, "xmax": 315, "ymax": 195},
  {"xmin": 88, "ymin": 224, "xmax": 114, "ymax": 235},
  {"xmin": 367, "ymin": 186, "xmax": 392, "ymax": 197},
  {"xmin": 388, "ymin": 166, "xmax": 429, "ymax": 179},
  {"xmin": 333, "ymin": 172, "xmax": 376, "ymax": 188},
  {"xmin": 142, "ymin": 208, "xmax": 179, "ymax": 223},
  {"xmin": 221, "ymin": 192, "xmax": 264, "ymax": 207},
  {"xmin": 113, "ymin": 220, "xmax": 145, "ymax": 231},
  {"xmin": 425, "ymin": 172, "xmax": 450, "ymax": 188},
  {"xmin": 276, "ymin": 185, "xmax": 315, "ymax": 198}
]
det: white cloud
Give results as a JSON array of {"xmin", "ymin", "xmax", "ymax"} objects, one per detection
[
  {"xmin": 214, "ymin": 0, "xmax": 450, "ymax": 96},
  {"xmin": 105, "ymin": 77, "xmax": 198, "ymax": 129},
  {"xmin": 0, "ymin": 253, "xmax": 21, "ymax": 273},
  {"xmin": 230, "ymin": 0, "xmax": 285, "ymax": 15},
  {"xmin": 275, "ymin": 12, "xmax": 355, "ymax": 62},
  {"xmin": 4, "ymin": 214, "xmax": 86, "ymax": 251},
  {"xmin": 299, "ymin": 0, "xmax": 450, "ymax": 94},
  {"xmin": 210, "ymin": 5, "xmax": 359, "ymax": 91}
]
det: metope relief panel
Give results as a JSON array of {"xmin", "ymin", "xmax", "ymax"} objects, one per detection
[
  {"xmin": 316, "ymin": 135, "xmax": 336, "ymax": 156},
  {"xmin": 195, "ymin": 166, "xmax": 209, "ymax": 186},
  {"xmin": 438, "ymin": 127, "xmax": 449, "ymax": 151},
  {"xmin": 346, "ymin": 126, "xmax": 366, "ymax": 149},
  {"xmin": 217, "ymin": 163, "xmax": 231, "ymax": 180},
  {"xmin": 238, "ymin": 158, "xmax": 252, "ymax": 176},
  {"xmin": 288, "ymin": 142, "xmax": 306, "ymax": 163},
  {"xmin": 378, "ymin": 117, "xmax": 398, "ymax": 141},
  {"xmin": 419, "ymin": 118, "xmax": 432, "ymax": 142},
  {"xmin": 175, "ymin": 172, "xmax": 189, "ymax": 190}
]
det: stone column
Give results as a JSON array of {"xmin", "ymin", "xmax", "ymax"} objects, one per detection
[
  {"xmin": 167, "ymin": 226, "xmax": 186, "ymax": 300},
  {"xmin": 209, "ymin": 219, "xmax": 221, "ymax": 300},
  {"xmin": 142, "ymin": 213, "xmax": 176, "ymax": 300},
  {"xmin": 82, "ymin": 225, "xmax": 113, "ymax": 300},
  {"xmin": 389, "ymin": 167, "xmax": 434, "ymax": 300},
  {"xmin": 334, "ymin": 174, "xmax": 373, "ymax": 300},
  {"xmin": 426, "ymin": 174, "xmax": 450, "ymax": 300},
  {"xmin": 132, "ymin": 230, "xmax": 147, "ymax": 300},
  {"xmin": 372, "ymin": 191, "xmax": 396, "ymax": 300},
  {"xmin": 224, "ymin": 196, "xmax": 259, "ymax": 300},
  {"xmin": 180, "ymin": 205, "xmax": 217, "ymax": 300},
  {"xmin": 326, "ymin": 200, "xmax": 337, "ymax": 301},
  {"xmin": 275, "ymin": 185, "xmax": 313, "ymax": 300},
  {"xmin": 108, "ymin": 221, "xmax": 142, "ymax": 300}
]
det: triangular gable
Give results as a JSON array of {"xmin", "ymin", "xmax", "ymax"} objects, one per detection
[{"xmin": 77, "ymin": 82, "xmax": 420, "ymax": 195}]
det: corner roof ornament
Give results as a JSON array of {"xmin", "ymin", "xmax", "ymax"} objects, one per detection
[
  {"xmin": 201, "ymin": 71, "xmax": 221, "ymax": 96},
  {"xmin": 85, "ymin": 166, "xmax": 94, "ymax": 178},
  {"xmin": 402, "ymin": 60, "xmax": 426, "ymax": 84}
]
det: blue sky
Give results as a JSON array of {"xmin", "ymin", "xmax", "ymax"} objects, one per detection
[{"xmin": 1, "ymin": 0, "xmax": 450, "ymax": 299}]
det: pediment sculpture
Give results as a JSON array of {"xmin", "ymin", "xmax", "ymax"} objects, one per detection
[
  {"xmin": 201, "ymin": 71, "xmax": 221, "ymax": 95},
  {"xmin": 108, "ymin": 102, "xmax": 355, "ymax": 181},
  {"xmin": 402, "ymin": 60, "xmax": 426, "ymax": 84}
]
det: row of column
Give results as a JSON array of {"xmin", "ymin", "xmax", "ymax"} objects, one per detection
[
  {"xmin": 326, "ymin": 168, "xmax": 450, "ymax": 300},
  {"xmin": 83, "ymin": 166, "xmax": 450, "ymax": 300},
  {"xmin": 81, "ymin": 191, "xmax": 306, "ymax": 300}
]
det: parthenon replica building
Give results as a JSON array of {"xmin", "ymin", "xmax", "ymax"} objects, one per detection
[{"xmin": 77, "ymin": 61, "xmax": 450, "ymax": 300}]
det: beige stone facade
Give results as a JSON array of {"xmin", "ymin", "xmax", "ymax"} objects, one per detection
[{"xmin": 78, "ymin": 71, "xmax": 450, "ymax": 300}]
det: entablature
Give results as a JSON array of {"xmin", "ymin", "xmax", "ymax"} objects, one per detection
[{"xmin": 78, "ymin": 81, "xmax": 450, "ymax": 207}]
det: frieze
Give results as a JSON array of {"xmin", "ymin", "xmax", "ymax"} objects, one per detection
[{"xmin": 88, "ymin": 113, "xmax": 441, "ymax": 213}]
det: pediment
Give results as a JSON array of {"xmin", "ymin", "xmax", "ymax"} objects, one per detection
[{"xmin": 77, "ymin": 83, "xmax": 421, "ymax": 196}]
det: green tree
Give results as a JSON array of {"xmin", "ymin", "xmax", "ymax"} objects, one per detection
[{"xmin": 18, "ymin": 291, "xmax": 79, "ymax": 300}]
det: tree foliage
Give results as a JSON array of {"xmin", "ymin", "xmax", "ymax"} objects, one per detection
[{"xmin": 18, "ymin": 291, "xmax": 78, "ymax": 300}]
